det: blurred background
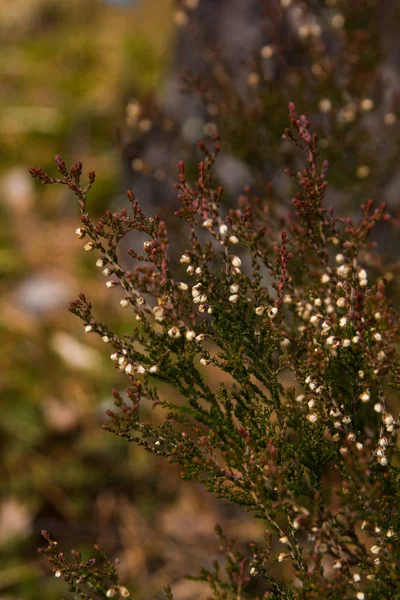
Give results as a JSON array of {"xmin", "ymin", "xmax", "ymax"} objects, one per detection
[{"xmin": 1, "ymin": 0, "xmax": 400, "ymax": 598}]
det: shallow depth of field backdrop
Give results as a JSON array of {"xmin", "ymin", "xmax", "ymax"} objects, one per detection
[{"xmin": 1, "ymin": 1, "xmax": 400, "ymax": 599}]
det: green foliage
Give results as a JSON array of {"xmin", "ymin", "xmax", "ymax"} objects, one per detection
[{"xmin": 33, "ymin": 102, "xmax": 400, "ymax": 599}]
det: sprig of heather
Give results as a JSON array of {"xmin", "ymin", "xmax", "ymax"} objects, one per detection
[{"xmin": 32, "ymin": 105, "xmax": 399, "ymax": 600}]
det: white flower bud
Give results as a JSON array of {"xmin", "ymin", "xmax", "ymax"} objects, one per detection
[
  {"xmin": 110, "ymin": 352, "xmax": 118, "ymax": 361},
  {"xmin": 187, "ymin": 265, "xmax": 195, "ymax": 274},
  {"xmin": 137, "ymin": 365, "xmax": 145, "ymax": 374},
  {"xmin": 229, "ymin": 294, "xmax": 239, "ymax": 303},
  {"xmin": 229, "ymin": 235, "xmax": 239, "ymax": 244},
  {"xmin": 255, "ymin": 306, "xmax": 265, "ymax": 315},
  {"xmin": 106, "ymin": 280, "xmax": 116, "ymax": 288},
  {"xmin": 118, "ymin": 587, "xmax": 130, "ymax": 598},
  {"xmin": 373, "ymin": 332, "xmax": 382, "ymax": 341},
  {"xmin": 296, "ymin": 394, "xmax": 304, "ymax": 403},
  {"xmin": 335, "ymin": 253, "xmax": 345, "ymax": 263},
  {"xmin": 339, "ymin": 446, "xmax": 348, "ymax": 455},
  {"xmin": 342, "ymin": 339, "xmax": 351, "ymax": 347},
  {"xmin": 374, "ymin": 403, "xmax": 383, "ymax": 413},
  {"xmin": 120, "ymin": 298, "xmax": 130, "ymax": 308},
  {"xmin": 96, "ymin": 258, "xmax": 105, "ymax": 268},
  {"xmin": 306, "ymin": 413, "xmax": 318, "ymax": 423},
  {"xmin": 200, "ymin": 357, "xmax": 210, "ymax": 365},
  {"xmin": 352, "ymin": 335, "xmax": 359, "ymax": 344},
  {"xmin": 268, "ymin": 306, "xmax": 278, "ymax": 319},
  {"xmin": 321, "ymin": 273, "xmax": 330, "ymax": 283},
  {"xmin": 106, "ymin": 589, "xmax": 117, "ymax": 598},
  {"xmin": 356, "ymin": 442, "xmax": 363, "ymax": 450},
  {"xmin": 137, "ymin": 296, "xmax": 145, "ymax": 305},
  {"xmin": 387, "ymin": 528, "xmax": 394, "ymax": 537},
  {"xmin": 219, "ymin": 224, "xmax": 228, "ymax": 236},
  {"xmin": 177, "ymin": 282, "xmax": 189, "ymax": 291},
  {"xmin": 339, "ymin": 317, "xmax": 347, "ymax": 327},
  {"xmin": 353, "ymin": 573, "xmax": 361, "ymax": 582},
  {"xmin": 332, "ymin": 560, "xmax": 342, "ymax": 570},
  {"xmin": 102, "ymin": 268, "xmax": 111, "ymax": 276},
  {"xmin": 185, "ymin": 330, "xmax": 196, "ymax": 341},
  {"xmin": 143, "ymin": 241, "xmax": 151, "ymax": 252},
  {"xmin": 84, "ymin": 325, "xmax": 93, "ymax": 333},
  {"xmin": 55, "ymin": 570, "xmax": 62, "ymax": 578},
  {"xmin": 102, "ymin": 336, "xmax": 110, "ymax": 343},
  {"xmin": 374, "ymin": 311, "xmax": 382, "ymax": 320},
  {"xmin": 356, "ymin": 593, "xmax": 365, "ymax": 600},
  {"xmin": 180, "ymin": 254, "xmax": 191, "ymax": 264},
  {"xmin": 370, "ymin": 545, "xmax": 381, "ymax": 555},
  {"xmin": 279, "ymin": 536, "xmax": 289, "ymax": 544},
  {"xmin": 326, "ymin": 335, "xmax": 336, "ymax": 346},
  {"xmin": 202, "ymin": 218, "xmax": 213, "ymax": 228},
  {"xmin": 230, "ymin": 283, "xmax": 239, "ymax": 293},
  {"xmin": 283, "ymin": 294, "xmax": 292, "ymax": 303},
  {"xmin": 168, "ymin": 327, "xmax": 181, "ymax": 338},
  {"xmin": 75, "ymin": 228, "xmax": 85, "ymax": 239},
  {"xmin": 359, "ymin": 391, "xmax": 370, "ymax": 402},
  {"xmin": 336, "ymin": 297, "xmax": 346, "ymax": 308},
  {"xmin": 84, "ymin": 242, "xmax": 95, "ymax": 251},
  {"xmin": 359, "ymin": 278, "xmax": 368, "ymax": 287},
  {"xmin": 347, "ymin": 432, "xmax": 356, "ymax": 442},
  {"xmin": 358, "ymin": 268, "xmax": 367, "ymax": 280},
  {"xmin": 149, "ymin": 365, "xmax": 158, "ymax": 373},
  {"xmin": 125, "ymin": 364, "xmax": 134, "ymax": 374},
  {"xmin": 337, "ymin": 264, "xmax": 351, "ymax": 277},
  {"xmin": 231, "ymin": 256, "xmax": 242, "ymax": 268}
]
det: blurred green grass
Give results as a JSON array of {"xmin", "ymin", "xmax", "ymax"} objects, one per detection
[{"xmin": 0, "ymin": 1, "xmax": 180, "ymax": 597}]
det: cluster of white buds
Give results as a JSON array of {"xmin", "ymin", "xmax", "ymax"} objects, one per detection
[
  {"xmin": 358, "ymin": 268, "xmax": 368, "ymax": 287},
  {"xmin": 231, "ymin": 255, "xmax": 242, "ymax": 274},
  {"xmin": 337, "ymin": 263, "xmax": 352, "ymax": 278}
]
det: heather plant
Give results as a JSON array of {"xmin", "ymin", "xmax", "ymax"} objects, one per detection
[{"xmin": 31, "ymin": 104, "xmax": 399, "ymax": 599}]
